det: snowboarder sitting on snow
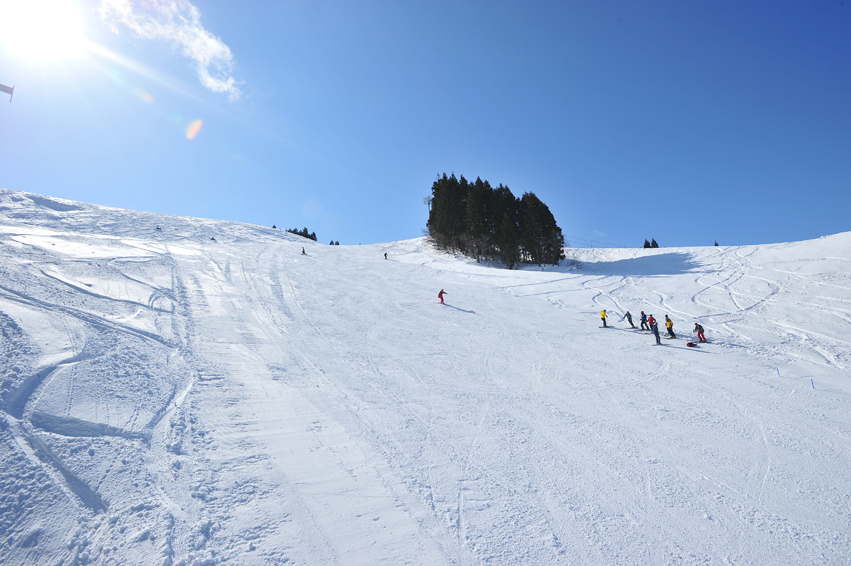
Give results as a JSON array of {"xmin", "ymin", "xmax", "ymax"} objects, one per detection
[
  {"xmin": 693, "ymin": 323, "xmax": 706, "ymax": 342},
  {"xmin": 621, "ymin": 310, "xmax": 635, "ymax": 328},
  {"xmin": 648, "ymin": 315, "xmax": 661, "ymax": 345},
  {"xmin": 600, "ymin": 309, "xmax": 608, "ymax": 327},
  {"xmin": 640, "ymin": 311, "xmax": 649, "ymax": 331},
  {"xmin": 665, "ymin": 315, "xmax": 676, "ymax": 339},
  {"xmin": 438, "ymin": 289, "xmax": 447, "ymax": 304}
]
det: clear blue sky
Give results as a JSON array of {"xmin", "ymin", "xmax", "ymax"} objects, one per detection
[{"xmin": 1, "ymin": 0, "xmax": 849, "ymax": 247}]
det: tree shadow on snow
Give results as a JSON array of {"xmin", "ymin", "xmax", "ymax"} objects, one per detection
[{"xmin": 576, "ymin": 252, "xmax": 701, "ymax": 276}]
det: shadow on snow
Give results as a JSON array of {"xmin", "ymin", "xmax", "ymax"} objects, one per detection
[
  {"xmin": 443, "ymin": 304, "xmax": 476, "ymax": 314},
  {"xmin": 575, "ymin": 252, "xmax": 702, "ymax": 276}
]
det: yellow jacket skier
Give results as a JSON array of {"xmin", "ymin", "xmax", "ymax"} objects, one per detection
[
  {"xmin": 600, "ymin": 310, "xmax": 608, "ymax": 328},
  {"xmin": 664, "ymin": 315, "xmax": 676, "ymax": 339}
]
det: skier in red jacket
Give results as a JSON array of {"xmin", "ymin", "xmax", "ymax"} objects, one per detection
[{"xmin": 438, "ymin": 289, "xmax": 447, "ymax": 304}]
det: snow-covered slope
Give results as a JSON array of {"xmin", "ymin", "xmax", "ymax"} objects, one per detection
[{"xmin": 0, "ymin": 188, "xmax": 849, "ymax": 565}]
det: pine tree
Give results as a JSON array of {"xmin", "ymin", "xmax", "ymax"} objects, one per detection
[
  {"xmin": 286, "ymin": 227, "xmax": 317, "ymax": 242},
  {"xmin": 499, "ymin": 211, "xmax": 519, "ymax": 268},
  {"xmin": 465, "ymin": 178, "xmax": 489, "ymax": 260},
  {"xmin": 519, "ymin": 193, "xmax": 545, "ymax": 264},
  {"xmin": 426, "ymin": 173, "xmax": 563, "ymax": 267},
  {"xmin": 651, "ymin": 238, "xmax": 659, "ymax": 248},
  {"xmin": 715, "ymin": 241, "xmax": 719, "ymax": 246}
]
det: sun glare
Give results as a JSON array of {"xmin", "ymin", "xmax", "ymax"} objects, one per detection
[{"xmin": 0, "ymin": 0, "xmax": 87, "ymax": 64}]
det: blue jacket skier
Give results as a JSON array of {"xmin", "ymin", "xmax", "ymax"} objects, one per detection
[
  {"xmin": 621, "ymin": 311, "xmax": 635, "ymax": 328},
  {"xmin": 640, "ymin": 311, "xmax": 649, "ymax": 331}
]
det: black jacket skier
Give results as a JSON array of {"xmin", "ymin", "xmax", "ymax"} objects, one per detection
[{"xmin": 621, "ymin": 311, "xmax": 635, "ymax": 328}]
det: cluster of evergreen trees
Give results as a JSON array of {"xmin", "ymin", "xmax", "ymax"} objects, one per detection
[
  {"xmin": 643, "ymin": 238, "xmax": 659, "ymax": 248},
  {"xmin": 426, "ymin": 173, "xmax": 565, "ymax": 268},
  {"xmin": 286, "ymin": 227, "xmax": 317, "ymax": 241}
]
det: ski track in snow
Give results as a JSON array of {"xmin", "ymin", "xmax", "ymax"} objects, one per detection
[{"xmin": 0, "ymin": 189, "xmax": 850, "ymax": 565}]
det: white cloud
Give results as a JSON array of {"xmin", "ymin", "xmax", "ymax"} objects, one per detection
[{"xmin": 100, "ymin": 0, "xmax": 243, "ymax": 101}]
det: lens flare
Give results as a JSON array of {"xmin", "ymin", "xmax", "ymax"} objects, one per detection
[
  {"xmin": 186, "ymin": 119, "xmax": 204, "ymax": 140},
  {"xmin": 134, "ymin": 87, "xmax": 154, "ymax": 103}
]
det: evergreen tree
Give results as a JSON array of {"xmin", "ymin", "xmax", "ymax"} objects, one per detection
[
  {"xmin": 286, "ymin": 227, "xmax": 318, "ymax": 242},
  {"xmin": 465, "ymin": 177, "xmax": 489, "ymax": 260},
  {"xmin": 715, "ymin": 241, "xmax": 719, "ymax": 246},
  {"xmin": 426, "ymin": 173, "xmax": 563, "ymax": 267},
  {"xmin": 499, "ymin": 211, "xmax": 519, "ymax": 268},
  {"xmin": 644, "ymin": 239, "xmax": 652, "ymax": 248},
  {"xmin": 427, "ymin": 173, "xmax": 468, "ymax": 250},
  {"xmin": 519, "ymin": 193, "xmax": 544, "ymax": 264},
  {"xmin": 518, "ymin": 192, "xmax": 563, "ymax": 265},
  {"xmin": 651, "ymin": 238, "xmax": 659, "ymax": 248}
]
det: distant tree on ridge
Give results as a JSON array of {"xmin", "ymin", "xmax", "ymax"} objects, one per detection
[
  {"xmin": 286, "ymin": 227, "xmax": 317, "ymax": 241},
  {"xmin": 425, "ymin": 173, "xmax": 565, "ymax": 268}
]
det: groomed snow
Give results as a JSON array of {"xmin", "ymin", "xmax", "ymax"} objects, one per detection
[{"xmin": 0, "ymin": 188, "xmax": 849, "ymax": 565}]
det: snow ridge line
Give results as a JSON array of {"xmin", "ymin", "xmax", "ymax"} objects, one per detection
[
  {"xmin": 29, "ymin": 410, "xmax": 147, "ymax": 441},
  {"xmin": 0, "ymin": 282, "xmax": 176, "ymax": 349},
  {"xmin": 39, "ymin": 269, "xmax": 174, "ymax": 314},
  {"xmin": 26, "ymin": 432, "xmax": 108, "ymax": 512},
  {"xmin": 3, "ymin": 358, "xmax": 83, "ymax": 419}
]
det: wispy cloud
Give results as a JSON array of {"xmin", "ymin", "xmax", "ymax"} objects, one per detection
[{"xmin": 100, "ymin": 0, "xmax": 243, "ymax": 101}]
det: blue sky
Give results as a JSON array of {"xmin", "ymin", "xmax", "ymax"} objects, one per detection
[{"xmin": 1, "ymin": 0, "xmax": 848, "ymax": 248}]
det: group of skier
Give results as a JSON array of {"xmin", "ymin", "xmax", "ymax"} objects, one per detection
[
  {"xmin": 436, "ymin": 287, "xmax": 708, "ymax": 346},
  {"xmin": 600, "ymin": 309, "xmax": 707, "ymax": 346}
]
